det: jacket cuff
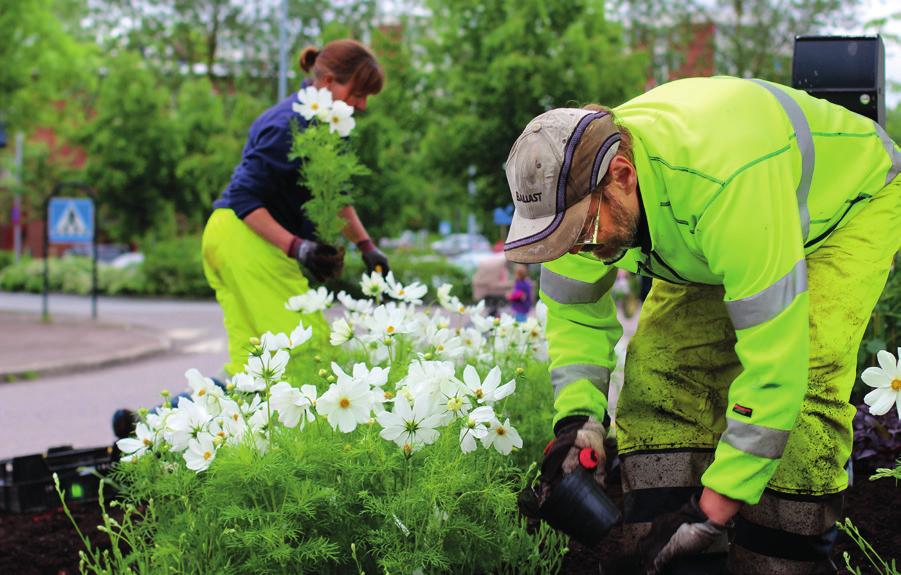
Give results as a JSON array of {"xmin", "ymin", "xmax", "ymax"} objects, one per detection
[
  {"xmin": 701, "ymin": 440, "xmax": 781, "ymax": 505},
  {"xmin": 551, "ymin": 378, "xmax": 608, "ymax": 431}
]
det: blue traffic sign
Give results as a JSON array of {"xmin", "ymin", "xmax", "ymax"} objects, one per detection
[{"xmin": 48, "ymin": 198, "xmax": 94, "ymax": 243}]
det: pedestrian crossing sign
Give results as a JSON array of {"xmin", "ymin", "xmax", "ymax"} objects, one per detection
[{"xmin": 48, "ymin": 198, "xmax": 94, "ymax": 243}]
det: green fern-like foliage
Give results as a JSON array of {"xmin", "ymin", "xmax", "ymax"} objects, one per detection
[{"xmin": 289, "ymin": 119, "xmax": 370, "ymax": 245}]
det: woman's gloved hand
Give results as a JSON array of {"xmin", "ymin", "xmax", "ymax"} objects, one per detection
[
  {"xmin": 358, "ymin": 239, "xmax": 390, "ymax": 275},
  {"xmin": 290, "ymin": 236, "xmax": 344, "ymax": 282}
]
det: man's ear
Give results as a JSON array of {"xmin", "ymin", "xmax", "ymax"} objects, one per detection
[{"xmin": 607, "ymin": 155, "xmax": 637, "ymax": 196}]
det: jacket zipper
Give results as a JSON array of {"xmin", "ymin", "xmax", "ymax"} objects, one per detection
[{"xmin": 804, "ymin": 195, "xmax": 868, "ymax": 249}]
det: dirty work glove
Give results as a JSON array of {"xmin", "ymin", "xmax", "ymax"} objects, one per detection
[
  {"xmin": 358, "ymin": 239, "xmax": 390, "ymax": 275},
  {"xmin": 290, "ymin": 236, "xmax": 344, "ymax": 282},
  {"xmin": 518, "ymin": 415, "xmax": 607, "ymax": 520},
  {"xmin": 640, "ymin": 495, "xmax": 727, "ymax": 575}
]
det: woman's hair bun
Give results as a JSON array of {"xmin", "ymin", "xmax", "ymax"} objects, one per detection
[{"xmin": 299, "ymin": 46, "xmax": 319, "ymax": 73}]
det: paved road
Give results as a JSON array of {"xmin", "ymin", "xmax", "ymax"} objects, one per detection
[{"xmin": 0, "ymin": 293, "xmax": 229, "ymax": 459}]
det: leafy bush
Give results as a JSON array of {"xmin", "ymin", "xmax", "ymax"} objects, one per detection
[
  {"xmin": 64, "ymin": 280, "xmax": 565, "ymax": 574},
  {"xmin": 141, "ymin": 236, "xmax": 212, "ymax": 298},
  {"xmin": 852, "ymin": 404, "xmax": 901, "ymax": 473},
  {"xmin": 855, "ymin": 263, "xmax": 900, "ymax": 400},
  {"xmin": 0, "ymin": 250, "xmax": 14, "ymax": 272}
]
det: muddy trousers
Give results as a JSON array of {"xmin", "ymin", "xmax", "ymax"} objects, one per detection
[
  {"xmin": 615, "ymin": 180, "xmax": 900, "ymax": 574},
  {"xmin": 201, "ymin": 209, "xmax": 329, "ymax": 376}
]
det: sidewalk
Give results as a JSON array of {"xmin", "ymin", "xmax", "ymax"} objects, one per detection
[{"xmin": 0, "ymin": 312, "xmax": 171, "ymax": 381}]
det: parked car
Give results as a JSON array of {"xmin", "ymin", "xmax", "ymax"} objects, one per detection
[{"xmin": 430, "ymin": 233, "xmax": 491, "ymax": 256}]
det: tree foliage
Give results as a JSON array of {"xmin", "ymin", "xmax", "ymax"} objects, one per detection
[
  {"xmin": 81, "ymin": 53, "xmax": 182, "ymax": 241},
  {"xmin": 419, "ymin": 0, "xmax": 647, "ymax": 213}
]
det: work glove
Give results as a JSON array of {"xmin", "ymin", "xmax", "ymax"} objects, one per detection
[
  {"xmin": 291, "ymin": 237, "xmax": 344, "ymax": 282},
  {"xmin": 531, "ymin": 415, "xmax": 606, "ymax": 504},
  {"xmin": 639, "ymin": 494, "xmax": 727, "ymax": 575},
  {"xmin": 358, "ymin": 239, "xmax": 390, "ymax": 275}
]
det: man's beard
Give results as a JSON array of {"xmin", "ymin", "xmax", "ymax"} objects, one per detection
[{"xmin": 589, "ymin": 194, "xmax": 639, "ymax": 264}]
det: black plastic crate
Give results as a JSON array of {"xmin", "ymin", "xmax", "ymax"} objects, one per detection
[{"xmin": 0, "ymin": 445, "xmax": 114, "ymax": 513}]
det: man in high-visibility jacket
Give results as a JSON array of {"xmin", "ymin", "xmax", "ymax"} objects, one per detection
[{"xmin": 504, "ymin": 77, "xmax": 900, "ymax": 574}]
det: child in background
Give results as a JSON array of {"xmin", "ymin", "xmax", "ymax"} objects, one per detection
[{"xmin": 507, "ymin": 264, "xmax": 533, "ymax": 322}]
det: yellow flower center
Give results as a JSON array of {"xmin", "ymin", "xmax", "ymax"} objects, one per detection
[
  {"xmin": 437, "ymin": 345, "xmax": 445, "ymax": 352},
  {"xmin": 142, "ymin": 438, "xmax": 152, "ymax": 447},
  {"xmin": 203, "ymin": 451, "xmax": 212, "ymax": 460},
  {"xmin": 386, "ymin": 325, "xmax": 395, "ymax": 334},
  {"xmin": 339, "ymin": 397, "xmax": 351, "ymax": 409},
  {"xmin": 384, "ymin": 390, "xmax": 395, "ymax": 399},
  {"xmin": 892, "ymin": 378, "xmax": 901, "ymax": 391},
  {"xmin": 447, "ymin": 397, "xmax": 463, "ymax": 411},
  {"xmin": 402, "ymin": 443, "xmax": 413, "ymax": 456},
  {"xmin": 398, "ymin": 289, "xmax": 406, "ymax": 296},
  {"xmin": 232, "ymin": 413, "xmax": 239, "ymax": 421},
  {"xmin": 311, "ymin": 103, "xmax": 319, "ymax": 110},
  {"xmin": 496, "ymin": 427, "xmax": 506, "ymax": 436},
  {"xmin": 475, "ymin": 388, "xmax": 484, "ymax": 399},
  {"xmin": 198, "ymin": 388, "xmax": 206, "ymax": 396}
]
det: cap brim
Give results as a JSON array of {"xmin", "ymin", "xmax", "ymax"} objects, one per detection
[{"xmin": 504, "ymin": 192, "xmax": 593, "ymax": 264}]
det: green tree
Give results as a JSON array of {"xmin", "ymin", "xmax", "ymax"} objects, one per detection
[
  {"xmin": 81, "ymin": 53, "xmax": 182, "ymax": 241},
  {"xmin": 419, "ymin": 0, "xmax": 646, "ymax": 213}
]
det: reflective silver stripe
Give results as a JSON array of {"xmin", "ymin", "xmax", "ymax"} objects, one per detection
[
  {"xmin": 540, "ymin": 266, "xmax": 614, "ymax": 304},
  {"xmin": 874, "ymin": 121, "xmax": 901, "ymax": 186},
  {"xmin": 721, "ymin": 418, "xmax": 790, "ymax": 460},
  {"xmin": 725, "ymin": 259, "xmax": 807, "ymax": 330},
  {"xmin": 751, "ymin": 79, "xmax": 815, "ymax": 241},
  {"xmin": 551, "ymin": 364, "xmax": 610, "ymax": 398}
]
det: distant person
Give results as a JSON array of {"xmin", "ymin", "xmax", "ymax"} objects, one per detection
[
  {"xmin": 202, "ymin": 39, "xmax": 390, "ymax": 377},
  {"xmin": 507, "ymin": 264, "xmax": 533, "ymax": 322}
]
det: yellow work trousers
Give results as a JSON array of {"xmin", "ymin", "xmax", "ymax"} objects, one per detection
[{"xmin": 201, "ymin": 209, "xmax": 329, "ymax": 376}]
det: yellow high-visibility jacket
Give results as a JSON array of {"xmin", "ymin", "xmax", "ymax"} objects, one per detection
[{"xmin": 543, "ymin": 76, "xmax": 900, "ymax": 504}]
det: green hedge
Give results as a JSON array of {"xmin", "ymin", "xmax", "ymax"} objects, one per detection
[{"xmin": 0, "ymin": 239, "xmax": 472, "ymax": 302}]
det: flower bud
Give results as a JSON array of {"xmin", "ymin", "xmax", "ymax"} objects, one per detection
[
  {"xmin": 423, "ymin": 352, "xmax": 433, "ymax": 360},
  {"xmin": 160, "ymin": 389, "xmax": 170, "ymax": 398},
  {"xmin": 318, "ymin": 369, "xmax": 328, "ymax": 377},
  {"xmin": 137, "ymin": 407, "xmax": 149, "ymax": 418},
  {"xmin": 314, "ymin": 355, "xmax": 322, "ymax": 363},
  {"xmin": 516, "ymin": 367, "xmax": 525, "ymax": 375},
  {"xmin": 327, "ymin": 375, "xmax": 336, "ymax": 383},
  {"xmin": 226, "ymin": 382, "xmax": 235, "ymax": 392},
  {"xmin": 249, "ymin": 337, "xmax": 261, "ymax": 346}
]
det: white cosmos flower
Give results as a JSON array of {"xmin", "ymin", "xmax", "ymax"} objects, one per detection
[
  {"xmin": 285, "ymin": 286, "xmax": 334, "ymax": 314},
  {"xmin": 167, "ymin": 396, "xmax": 212, "ymax": 452},
  {"xmin": 436, "ymin": 284, "xmax": 455, "ymax": 309},
  {"xmin": 327, "ymin": 100, "xmax": 356, "ymax": 137},
  {"xmin": 269, "ymin": 382, "xmax": 315, "ymax": 429},
  {"xmin": 350, "ymin": 362, "xmax": 390, "ymax": 388},
  {"xmin": 245, "ymin": 349, "xmax": 290, "ymax": 383},
  {"xmin": 186, "ymin": 368, "xmax": 222, "ymax": 401},
  {"xmin": 459, "ymin": 405, "xmax": 495, "ymax": 453},
  {"xmin": 385, "ymin": 272, "xmax": 428, "ymax": 304},
  {"xmin": 337, "ymin": 290, "xmax": 373, "ymax": 314},
  {"xmin": 535, "ymin": 300, "xmax": 548, "ymax": 327},
  {"xmin": 481, "ymin": 417, "xmax": 523, "ymax": 455},
  {"xmin": 469, "ymin": 313, "xmax": 496, "ymax": 334},
  {"xmin": 217, "ymin": 399, "xmax": 247, "ymax": 442},
  {"xmin": 293, "ymin": 85, "xmax": 333, "ymax": 122},
  {"xmin": 462, "ymin": 365, "xmax": 515, "ymax": 404},
  {"xmin": 361, "ymin": 272, "xmax": 387, "ymax": 298},
  {"xmin": 289, "ymin": 321, "xmax": 313, "ymax": 348},
  {"xmin": 260, "ymin": 331, "xmax": 291, "ymax": 352},
  {"xmin": 460, "ymin": 328, "xmax": 486, "ymax": 357},
  {"xmin": 424, "ymin": 327, "xmax": 465, "ymax": 360},
  {"xmin": 184, "ymin": 432, "xmax": 217, "ymax": 472},
  {"xmin": 317, "ymin": 376, "xmax": 373, "ymax": 433},
  {"xmin": 233, "ymin": 372, "xmax": 265, "ymax": 393},
  {"xmin": 116, "ymin": 422, "xmax": 155, "ymax": 461},
  {"xmin": 862, "ymin": 348, "xmax": 901, "ymax": 418},
  {"xmin": 377, "ymin": 395, "xmax": 444, "ymax": 452},
  {"xmin": 330, "ymin": 317, "xmax": 355, "ymax": 346},
  {"xmin": 366, "ymin": 304, "xmax": 411, "ymax": 341}
]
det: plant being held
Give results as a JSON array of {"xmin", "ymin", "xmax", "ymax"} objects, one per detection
[{"xmin": 289, "ymin": 86, "xmax": 369, "ymax": 245}]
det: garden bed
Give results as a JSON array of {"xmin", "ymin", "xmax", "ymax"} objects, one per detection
[{"xmin": 1, "ymin": 468, "xmax": 895, "ymax": 575}]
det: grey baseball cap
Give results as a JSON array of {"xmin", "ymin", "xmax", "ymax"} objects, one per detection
[{"xmin": 504, "ymin": 109, "xmax": 621, "ymax": 264}]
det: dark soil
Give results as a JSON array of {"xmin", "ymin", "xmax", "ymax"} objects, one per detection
[{"xmin": 0, "ymin": 472, "xmax": 897, "ymax": 575}]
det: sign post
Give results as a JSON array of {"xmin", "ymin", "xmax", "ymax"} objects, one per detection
[{"xmin": 43, "ymin": 183, "xmax": 98, "ymax": 321}]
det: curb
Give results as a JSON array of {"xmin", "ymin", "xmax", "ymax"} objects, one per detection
[{"xmin": 0, "ymin": 321, "xmax": 172, "ymax": 382}]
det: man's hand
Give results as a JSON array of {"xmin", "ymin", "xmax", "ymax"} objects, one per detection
[
  {"xmin": 358, "ymin": 239, "xmax": 389, "ymax": 274},
  {"xmin": 547, "ymin": 416, "xmax": 607, "ymax": 488},
  {"xmin": 640, "ymin": 494, "xmax": 728, "ymax": 575},
  {"xmin": 292, "ymin": 237, "xmax": 344, "ymax": 282}
]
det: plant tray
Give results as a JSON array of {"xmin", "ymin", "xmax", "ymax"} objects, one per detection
[{"xmin": 0, "ymin": 445, "xmax": 114, "ymax": 513}]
